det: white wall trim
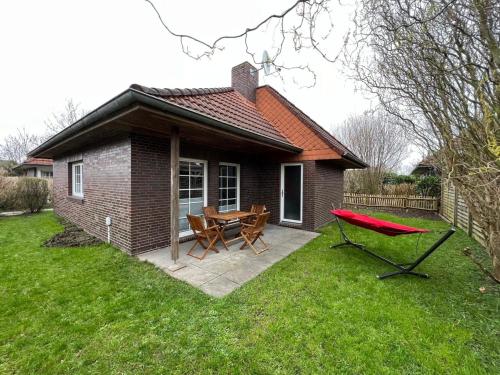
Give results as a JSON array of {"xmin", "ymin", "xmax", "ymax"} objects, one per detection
[
  {"xmin": 280, "ymin": 163, "xmax": 303, "ymax": 224},
  {"xmin": 219, "ymin": 162, "xmax": 240, "ymax": 212},
  {"xmin": 71, "ymin": 162, "xmax": 84, "ymax": 198},
  {"xmin": 179, "ymin": 158, "xmax": 208, "ymax": 237}
]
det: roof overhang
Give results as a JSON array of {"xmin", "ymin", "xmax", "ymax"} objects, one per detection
[
  {"xmin": 13, "ymin": 163, "xmax": 52, "ymax": 171},
  {"xmin": 29, "ymin": 89, "xmax": 302, "ymax": 158}
]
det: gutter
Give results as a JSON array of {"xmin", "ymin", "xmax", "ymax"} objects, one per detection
[
  {"xmin": 342, "ymin": 153, "xmax": 369, "ymax": 168},
  {"xmin": 29, "ymin": 89, "xmax": 301, "ymax": 157}
]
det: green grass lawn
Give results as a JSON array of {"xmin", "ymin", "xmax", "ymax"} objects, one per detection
[{"xmin": 1, "ymin": 212, "xmax": 498, "ymax": 374}]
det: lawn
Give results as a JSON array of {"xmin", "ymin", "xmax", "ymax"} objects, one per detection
[{"xmin": 0, "ymin": 212, "xmax": 498, "ymax": 374}]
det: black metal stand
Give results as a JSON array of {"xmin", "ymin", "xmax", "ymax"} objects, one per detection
[{"xmin": 330, "ymin": 217, "xmax": 456, "ymax": 279}]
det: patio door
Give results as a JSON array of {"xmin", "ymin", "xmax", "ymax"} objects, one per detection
[
  {"xmin": 280, "ymin": 163, "xmax": 303, "ymax": 223},
  {"xmin": 179, "ymin": 158, "xmax": 208, "ymax": 237}
]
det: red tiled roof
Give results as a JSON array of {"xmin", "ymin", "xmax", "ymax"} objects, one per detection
[
  {"xmin": 257, "ymin": 86, "xmax": 367, "ymax": 166},
  {"xmin": 130, "ymin": 84, "xmax": 291, "ymax": 146},
  {"xmin": 22, "ymin": 158, "xmax": 53, "ymax": 166}
]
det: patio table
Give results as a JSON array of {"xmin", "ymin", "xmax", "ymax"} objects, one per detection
[{"xmin": 206, "ymin": 211, "xmax": 256, "ymax": 245}]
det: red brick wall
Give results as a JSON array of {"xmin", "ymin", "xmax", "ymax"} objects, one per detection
[
  {"xmin": 127, "ymin": 138, "xmax": 265, "ymax": 253},
  {"xmin": 314, "ymin": 161, "xmax": 344, "ymax": 229},
  {"xmin": 54, "ymin": 134, "xmax": 345, "ymax": 255},
  {"xmin": 255, "ymin": 162, "xmax": 281, "ymax": 225},
  {"xmin": 231, "ymin": 62, "xmax": 259, "ymax": 102},
  {"xmin": 180, "ymin": 144, "xmax": 264, "ymax": 212},
  {"xmin": 302, "ymin": 161, "xmax": 316, "ymax": 231},
  {"xmin": 130, "ymin": 134, "xmax": 170, "ymax": 254},
  {"xmin": 53, "ymin": 136, "xmax": 133, "ymax": 252}
]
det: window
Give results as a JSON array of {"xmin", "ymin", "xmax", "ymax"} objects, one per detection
[
  {"xmin": 41, "ymin": 171, "xmax": 53, "ymax": 179},
  {"xmin": 71, "ymin": 162, "xmax": 83, "ymax": 197},
  {"xmin": 179, "ymin": 158, "xmax": 207, "ymax": 236},
  {"xmin": 219, "ymin": 163, "xmax": 240, "ymax": 212}
]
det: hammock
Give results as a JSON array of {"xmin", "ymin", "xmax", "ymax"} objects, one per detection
[
  {"xmin": 329, "ymin": 209, "xmax": 455, "ymax": 279},
  {"xmin": 331, "ymin": 209, "xmax": 429, "ymax": 236}
]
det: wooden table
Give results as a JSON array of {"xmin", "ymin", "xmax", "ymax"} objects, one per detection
[{"xmin": 207, "ymin": 211, "xmax": 256, "ymax": 245}]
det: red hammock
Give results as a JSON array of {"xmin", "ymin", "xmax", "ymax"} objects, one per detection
[
  {"xmin": 329, "ymin": 209, "xmax": 455, "ymax": 279},
  {"xmin": 331, "ymin": 209, "xmax": 430, "ymax": 236}
]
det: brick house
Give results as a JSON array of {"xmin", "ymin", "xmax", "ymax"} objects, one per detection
[
  {"xmin": 13, "ymin": 158, "xmax": 53, "ymax": 178},
  {"xmin": 29, "ymin": 62, "xmax": 366, "ymax": 255}
]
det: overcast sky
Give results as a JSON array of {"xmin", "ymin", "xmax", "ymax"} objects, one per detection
[{"xmin": 0, "ymin": 0, "xmax": 421, "ymax": 170}]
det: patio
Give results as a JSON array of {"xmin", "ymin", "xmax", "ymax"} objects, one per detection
[{"xmin": 137, "ymin": 224, "xmax": 319, "ymax": 297}]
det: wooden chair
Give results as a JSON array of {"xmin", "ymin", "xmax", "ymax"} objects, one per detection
[
  {"xmin": 244, "ymin": 204, "xmax": 266, "ymax": 224},
  {"xmin": 202, "ymin": 206, "xmax": 219, "ymax": 227},
  {"xmin": 251, "ymin": 204, "xmax": 266, "ymax": 215},
  {"xmin": 240, "ymin": 212, "xmax": 270, "ymax": 255},
  {"xmin": 186, "ymin": 214, "xmax": 228, "ymax": 260},
  {"xmin": 203, "ymin": 205, "xmax": 226, "ymax": 236}
]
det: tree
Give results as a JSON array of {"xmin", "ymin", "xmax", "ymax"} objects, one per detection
[
  {"xmin": 0, "ymin": 160, "xmax": 17, "ymax": 176},
  {"xmin": 145, "ymin": 0, "xmax": 343, "ymax": 86},
  {"xmin": 349, "ymin": 0, "xmax": 500, "ymax": 280},
  {"xmin": 0, "ymin": 128, "xmax": 44, "ymax": 164},
  {"xmin": 44, "ymin": 98, "xmax": 87, "ymax": 136},
  {"xmin": 337, "ymin": 110, "xmax": 408, "ymax": 194}
]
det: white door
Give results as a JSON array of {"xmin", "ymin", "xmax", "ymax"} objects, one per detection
[
  {"xmin": 179, "ymin": 158, "xmax": 208, "ymax": 237},
  {"xmin": 280, "ymin": 163, "xmax": 303, "ymax": 223}
]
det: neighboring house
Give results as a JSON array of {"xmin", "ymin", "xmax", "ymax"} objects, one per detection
[
  {"xmin": 29, "ymin": 62, "xmax": 366, "ymax": 255},
  {"xmin": 411, "ymin": 155, "xmax": 440, "ymax": 176},
  {"xmin": 13, "ymin": 158, "xmax": 53, "ymax": 178}
]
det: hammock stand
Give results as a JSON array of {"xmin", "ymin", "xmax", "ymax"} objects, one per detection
[{"xmin": 330, "ymin": 209, "xmax": 456, "ymax": 279}]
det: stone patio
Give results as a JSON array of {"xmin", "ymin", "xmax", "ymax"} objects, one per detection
[{"xmin": 137, "ymin": 224, "xmax": 319, "ymax": 297}]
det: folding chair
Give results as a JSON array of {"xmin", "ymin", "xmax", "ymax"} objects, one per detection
[
  {"xmin": 203, "ymin": 206, "xmax": 220, "ymax": 227},
  {"xmin": 246, "ymin": 204, "xmax": 266, "ymax": 225},
  {"xmin": 240, "ymin": 212, "xmax": 270, "ymax": 255},
  {"xmin": 186, "ymin": 214, "xmax": 228, "ymax": 260}
]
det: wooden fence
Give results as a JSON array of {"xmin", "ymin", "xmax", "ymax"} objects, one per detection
[
  {"xmin": 441, "ymin": 178, "xmax": 486, "ymax": 246},
  {"xmin": 343, "ymin": 193, "xmax": 439, "ymax": 211}
]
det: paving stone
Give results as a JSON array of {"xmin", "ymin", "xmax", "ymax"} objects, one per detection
[
  {"xmin": 194, "ymin": 259, "xmax": 236, "ymax": 275},
  {"xmin": 171, "ymin": 266, "xmax": 218, "ymax": 287},
  {"xmin": 200, "ymin": 276, "xmax": 240, "ymax": 297}
]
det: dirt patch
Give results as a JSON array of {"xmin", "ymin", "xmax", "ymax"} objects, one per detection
[{"xmin": 44, "ymin": 218, "xmax": 103, "ymax": 247}]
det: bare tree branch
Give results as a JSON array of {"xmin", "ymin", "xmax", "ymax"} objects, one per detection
[
  {"xmin": 0, "ymin": 128, "xmax": 44, "ymax": 164},
  {"xmin": 338, "ymin": 109, "xmax": 409, "ymax": 193},
  {"xmin": 44, "ymin": 98, "xmax": 87, "ymax": 136},
  {"xmin": 144, "ymin": 0, "xmax": 342, "ymax": 86}
]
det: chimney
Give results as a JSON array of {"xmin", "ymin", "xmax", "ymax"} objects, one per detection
[{"xmin": 231, "ymin": 62, "xmax": 259, "ymax": 102}]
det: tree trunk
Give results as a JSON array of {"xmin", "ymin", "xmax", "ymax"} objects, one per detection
[
  {"xmin": 488, "ymin": 226, "xmax": 500, "ymax": 282},
  {"xmin": 459, "ymin": 183, "xmax": 500, "ymax": 282}
]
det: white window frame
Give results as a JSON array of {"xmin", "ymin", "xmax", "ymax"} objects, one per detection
[
  {"xmin": 218, "ymin": 162, "xmax": 240, "ymax": 213},
  {"xmin": 280, "ymin": 163, "xmax": 303, "ymax": 224},
  {"xmin": 71, "ymin": 162, "xmax": 84, "ymax": 198},
  {"xmin": 179, "ymin": 157, "xmax": 208, "ymax": 238}
]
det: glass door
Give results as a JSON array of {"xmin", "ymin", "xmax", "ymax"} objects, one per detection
[
  {"xmin": 179, "ymin": 158, "xmax": 207, "ymax": 236},
  {"xmin": 280, "ymin": 163, "xmax": 303, "ymax": 223}
]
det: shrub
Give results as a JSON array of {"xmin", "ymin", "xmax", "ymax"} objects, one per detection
[
  {"xmin": 0, "ymin": 177, "xmax": 18, "ymax": 210},
  {"xmin": 16, "ymin": 177, "xmax": 49, "ymax": 213},
  {"xmin": 416, "ymin": 175, "xmax": 441, "ymax": 197},
  {"xmin": 381, "ymin": 182, "xmax": 417, "ymax": 196},
  {"xmin": 383, "ymin": 173, "xmax": 417, "ymax": 185},
  {"xmin": 46, "ymin": 178, "xmax": 53, "ymax": 205}
]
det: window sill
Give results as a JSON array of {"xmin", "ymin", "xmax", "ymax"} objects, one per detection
[{"xmin": 67, "ymin": 196, "xmax": 84, "ymax": 204}]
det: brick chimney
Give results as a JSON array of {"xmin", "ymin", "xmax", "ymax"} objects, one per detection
[{"xmin": 231, "ymin": 62, "xmax": 259, "ymax": 102}]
